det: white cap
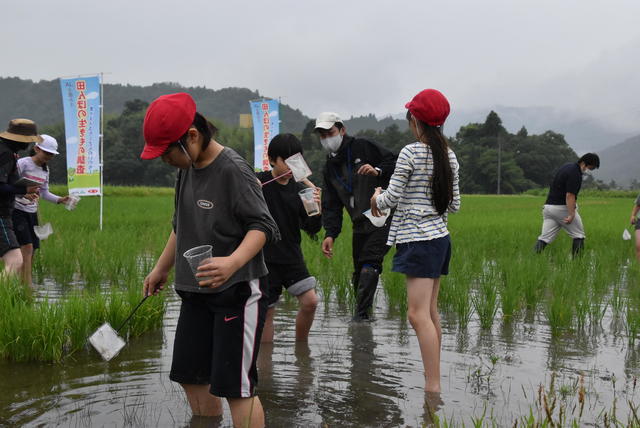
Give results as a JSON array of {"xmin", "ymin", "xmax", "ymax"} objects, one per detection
[
  {"xmin": 315, "ymin": 112, "xmax": 343, "ymax": 130},
  {"xmin": 36, "ymin": 134, "xmax": 59, "ymax": 155}
]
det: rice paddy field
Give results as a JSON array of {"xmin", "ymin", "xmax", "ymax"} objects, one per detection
[{"xmin": 1, "ymin": 187, "xmax": 640, "ymax": 427}]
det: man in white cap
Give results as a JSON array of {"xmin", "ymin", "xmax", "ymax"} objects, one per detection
[
  {"xmin": 315, "ymin": 112, "xmax": 396, "ymax": 321},
  {"xmin": 0, "ymin": 119, "xmax": 42, "ymax": 276}
]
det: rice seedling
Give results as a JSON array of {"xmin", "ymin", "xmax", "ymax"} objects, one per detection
[{"xmin": 472, "ymin": 261, "xmax": 500, "ymax": 330}]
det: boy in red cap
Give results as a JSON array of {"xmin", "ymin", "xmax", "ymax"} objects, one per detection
[
  {"xmin": 371, "ymin": 89, "xmax": 460, "ymax": 393},
  {"xmin": 140, "ymin": 93, "xmax": 279, "ymax": 428}
]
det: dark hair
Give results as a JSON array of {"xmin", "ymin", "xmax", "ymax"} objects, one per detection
[
  {"xmin": 407, "ymin": 111, "xmax": 452, "ymax": 215},
  {"xmin": 180, "ymin": 112, "xmax": 217, "ymax": 150},
  {"xmin": 29, "ymin": 146, "xmax": 48, "ymax": 172},
  {"xmin": 578, "ymin": 153, "xmax": 600, "ymax": 169},
  {"xmin": 268, "ymin": 133, "xmax": 302, "ymax": 161},
  {"xmin": 335, "ymin": 122, "xmax": 344, "ymax": 131}
]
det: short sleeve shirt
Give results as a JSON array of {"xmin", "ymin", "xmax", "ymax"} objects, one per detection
[{"xmin": 545, "ymin": 163, "xmax": 582, "ymax": 205}]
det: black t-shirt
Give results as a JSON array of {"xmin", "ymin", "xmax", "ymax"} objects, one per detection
[
  {"xmin": 257, "ymin": 171, "xmax": 321, "ymax": 265},
  {"xmin": 545, "ymin": 162, "xmax": 582, "ymax": 205},
  {"xmin": 0, "ymin": 142, "xmax": 21, "ymax": 216}
]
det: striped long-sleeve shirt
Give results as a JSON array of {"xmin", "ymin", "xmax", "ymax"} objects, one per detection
[{"xmin": 375, "ymin": 141, "xmax": 460, "ymax": 246}]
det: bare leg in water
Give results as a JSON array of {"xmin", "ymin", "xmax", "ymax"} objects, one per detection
[{"xmin": 406, "ymin": 276, "xmax": 441, "ymax": 393}]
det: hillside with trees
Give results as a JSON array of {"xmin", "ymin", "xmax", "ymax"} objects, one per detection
[{"xmin": 39, "ymin": 102, "xmax": 580, "ymax": 193}]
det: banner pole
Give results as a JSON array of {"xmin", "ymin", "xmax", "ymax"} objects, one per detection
[{"xmin": 99, "ymin": 72, "xmax": 104, "ymax": 231}]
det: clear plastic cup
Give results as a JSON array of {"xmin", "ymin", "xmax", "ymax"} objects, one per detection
[
  {"xmin": 65, "ymin": 196, "xmax": 80, "ymax": 211},
  {"xmin": 299, "ymin": 188, "xmax": 320, "ymax": 216},
  {"xmin": 183, "ymin": 245, "xmax": 212, "ymax": 284}
]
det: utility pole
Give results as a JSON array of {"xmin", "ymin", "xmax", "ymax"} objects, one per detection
[{"xmin": 497, "ymin": 134, "xmax": 501, "ymax": 195}]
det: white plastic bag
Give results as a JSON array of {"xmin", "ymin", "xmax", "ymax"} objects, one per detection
[
  {"xmin": 623, "ymin": 229, "xmax": 632, "ymax": 241},
  {"xmin": 363, "ymin": 208, "xmax": 390, "ymax": 227},
  {"xmin": 284, "ymin": 153, "xmax": 312, "ymax": 182},
  {"xmin": 33, "ymin": 222, "xmax": 53, "ymax": 240}
]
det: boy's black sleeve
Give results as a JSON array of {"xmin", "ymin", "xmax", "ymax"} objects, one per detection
[
  {"xmin": 299, "ymin": 201, "xmax": 322, "ymax": 236},
  {"xmin": 372, "ymin": 141, "xmax": 397, "ymax": 186},
  {"xmin": 565, "ymin": 169, "xmax": 581, "ymax": 196},
  {"xmin": 233, "ymin": 163, "xmax": 280, "ymax": 243},
  {"xmin": 321, "ymin": 166, "xmax": 343, "ymax": 239}
]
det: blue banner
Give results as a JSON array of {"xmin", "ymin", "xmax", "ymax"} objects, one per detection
[
  {"xmin": 249, "ymin": 99, "xmax": 279, "ymax": 171},
  {"xmin": 59, "ymin": 76, "xmax": 101, "ymax": 196}
]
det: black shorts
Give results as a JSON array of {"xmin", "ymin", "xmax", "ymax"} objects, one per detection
[
  {"xmin": 392, "ymin": 235, "xmax": 451, "ymax": 278},
  {"xmin": 0, "ymin": 216, "xmax": 20, "ymax": 257},
  {"xmin": 170, "ymin": 278, "xmax": 268, "ymax": 398},
  {"xmin": 12, "ymin": 209, "xmax": 39, "ymax": 249},
  {"xmin": 265, "ymin": 262, "xmax": 316, "ymax": 307}
]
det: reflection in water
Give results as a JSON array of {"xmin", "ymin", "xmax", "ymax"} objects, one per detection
[
  {"xmin": 185, "ymin": 414, "xmax": 222, "ymax": 428},
  {"xmin": 342, "ymin": 321, "xmax": 403, "ymax": 427},
  {"xmin": 1, "ymin": 286, "xmax": 639, "ymax": 426},
  {"xmin": 422, "ymin": 391, "xmax": 445, "ymax": 426}
]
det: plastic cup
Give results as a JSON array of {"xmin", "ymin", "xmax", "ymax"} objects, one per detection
[
  {"xmin": 65, "ymin": 196, "xmax": 80, "ymax": 211},
  {"xmin": 183, "ymin": 245, "xmax": 212, "ymax": 284},
  {"xmin": 299, "ymin": 188, "xmax": 320, "ymax": 216}
]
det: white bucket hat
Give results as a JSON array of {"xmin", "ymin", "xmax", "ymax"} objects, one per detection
[{"xmin": 36, "ymin": 134, "xmax": 59, "ymax": 155}]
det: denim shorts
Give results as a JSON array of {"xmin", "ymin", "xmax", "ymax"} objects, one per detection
[{"xmin": 392, "ymin": 235, "xmax": 451, "ymax": 278}]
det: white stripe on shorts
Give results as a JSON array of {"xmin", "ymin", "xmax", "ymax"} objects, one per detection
[{"xmin": 241, "ymin": 278, "xmax": 262, "ymax": 397}]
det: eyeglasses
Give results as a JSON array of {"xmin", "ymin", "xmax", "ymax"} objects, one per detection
[{"xmin": 162, "ymin": 140, "xmax": 182, "ymax": 156}]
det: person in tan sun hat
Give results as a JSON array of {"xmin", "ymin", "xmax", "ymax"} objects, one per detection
[{"xmin": 0, "ymin": 119, "xmax": 42, "ymax": 277}]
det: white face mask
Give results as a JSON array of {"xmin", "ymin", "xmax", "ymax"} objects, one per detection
[{"xmin": 320, "ymin": 134, "xmax": 343, "ymax": 153}]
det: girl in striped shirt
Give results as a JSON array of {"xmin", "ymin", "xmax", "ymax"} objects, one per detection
[{"xmin": 370, "ymin": 89, "xmax": 460, "ymax": 393}]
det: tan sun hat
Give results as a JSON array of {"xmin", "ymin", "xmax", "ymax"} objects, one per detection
[{"xmin": 0, "ymin": 118, "xmax": 43, "ymax": 143}]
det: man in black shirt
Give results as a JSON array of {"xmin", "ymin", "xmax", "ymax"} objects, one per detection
[
  {"xmin": 534, "ymin": 153, "xmax": 600, "ymax": 256},
  {"xmin": 315, "ymin": 112, "xmax": 397, "ymax": 321},
  {"xmin": 0, "ymin": 119, "xmax": 42, "ymax": 276}
]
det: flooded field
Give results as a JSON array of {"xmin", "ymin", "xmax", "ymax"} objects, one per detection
[
  {"xmin": 1, "ymin": 192, "xmax": 640, "ymax": 426},
  {"xmin": 1, "ymin": 282, "xmax": 639, "ymax": 427}
]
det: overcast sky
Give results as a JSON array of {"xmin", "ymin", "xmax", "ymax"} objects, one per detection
[{"xmin": 3, "ymin": 0, "xmax": 640, "ymax": 132}]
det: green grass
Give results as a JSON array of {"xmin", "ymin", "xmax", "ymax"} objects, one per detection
[
  {"xmin": 0, "ymin": 193, "xmax": 171, "ymax": 362},
  {"xmin": 2, "ymin": 190, "xmax": 639, "ymax": 361}
]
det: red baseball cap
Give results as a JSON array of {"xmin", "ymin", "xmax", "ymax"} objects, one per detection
[
  {"xmin": 405, "ymin": 89, "xmax": 450, "ymax": 126},
  {"xmin": 141, "ymin": 92, "xmax": 196, "ymax": 160}
]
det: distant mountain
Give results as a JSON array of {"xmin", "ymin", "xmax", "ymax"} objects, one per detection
[
  {"xmin": 2, "ymin": 76, "xmax": 634, "ymax": 154},
  {"xmin": 445, "ymin": 106, "xmax": 633, "ymax": 154},
  {"xmin": 591, "ymin": 135, "xmax": 640, "ymax": 188},
  {"xmin": 0, "ymin": 77, "xmax": 309, "ymax": 133}
]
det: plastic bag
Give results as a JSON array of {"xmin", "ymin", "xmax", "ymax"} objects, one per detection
[
  {"xmin": 363, "ymin": 208, "xmax": 390, "ymax": 227},
  {"xmin": 623, "ymin": 229, "xmax": 632, "ymax": 241},
  {"xmin": 284, "ymin": 153, "xmax": 312, "ymax": 182},
  {"xmin": 33, "ymin": 222, "xmax": 53, "ymax": 240}
]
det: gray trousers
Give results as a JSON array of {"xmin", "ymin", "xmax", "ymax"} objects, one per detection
[{"xmin": 537, "ymin": 204, "xmax": 585, "ymax": 243}]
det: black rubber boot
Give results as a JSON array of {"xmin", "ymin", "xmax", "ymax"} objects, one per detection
[
  {"xmin": 572, "ymin": 238, "xmax": 584, "ymax": 257},
  {"xmin": 534, "ymin": 240, "xmax": 547, "ymax": 253},
  {"xmin": 353, "ymin": 266, "xmax": 379, "ymax": 321}
]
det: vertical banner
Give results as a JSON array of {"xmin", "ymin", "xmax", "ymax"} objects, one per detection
[
  {"xmin": 60, "ymin": 76, "xmax": 101, "ymax": 196},
  {"xmin": 249, "ymin": 99, "xmax": 279, "ymax": 171}
]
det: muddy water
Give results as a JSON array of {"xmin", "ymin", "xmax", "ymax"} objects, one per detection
[{"xmin": 1, "ymin": 283, "xmax": 638, "ymax": 427}]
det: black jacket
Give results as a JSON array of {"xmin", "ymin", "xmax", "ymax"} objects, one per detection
[{"xmin": 321, "ymin": 135, "xmax": 396, "ymax": 238}]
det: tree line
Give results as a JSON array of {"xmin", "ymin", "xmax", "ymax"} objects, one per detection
[{"xmin": 39, "ymin": 99, "xmax": 593, "ymax": 193}]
